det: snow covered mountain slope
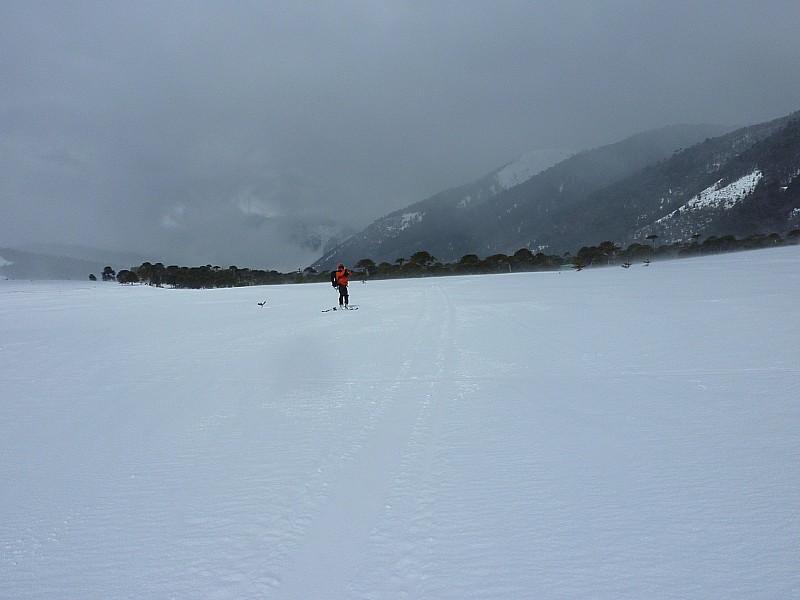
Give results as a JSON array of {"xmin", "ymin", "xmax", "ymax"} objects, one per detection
[
  {"xmin": 463, "ymin": 148, "xmax": 574, "ymax": 207},
  {"xmin": 2, "ymin": 246, "xmax": 799, "ymax": 599},
  {"xmin": 493, "ymin": 150, "xmax": 570, "ymax": 190},
  {"xmin": 555, "ymin": 113, "xmax": 800, "ymax": 252},
  {"xmin": 651, "ymin": 169, "xmax": 764, "ymax": 239},
  {"xmin": 314, "ymin": 124, "xmax": 731, "ymax": 269},
  {"xmin": 314, "ymin": 149, "xmax": 571, "ymax": 270}
]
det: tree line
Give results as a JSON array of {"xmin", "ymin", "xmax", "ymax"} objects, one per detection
[
  {"xmin": 98, "ymin": 230, "xmax": 799, "ymax": 289},
  {"xmin": 102, "ymin": 264, "xmax": 297, "ymax": 289}
]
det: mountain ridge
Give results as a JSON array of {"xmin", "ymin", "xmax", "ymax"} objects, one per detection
[
  {"xmin": 313, "ymin": 122, "xmax": 740, "ymax": 270},
  {"xmin": 556, "ymin": 112, "xmax": 800, "ymax": 251}
]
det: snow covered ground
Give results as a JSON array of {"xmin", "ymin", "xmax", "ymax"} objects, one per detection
[{"xmin": 2, "ymin": 246, "xmax": 799, "ymax": 599}]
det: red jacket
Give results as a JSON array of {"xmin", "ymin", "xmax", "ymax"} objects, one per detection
[{"xmin": 335, "ymin": 267, "xmax": 350, "ymax": 286}]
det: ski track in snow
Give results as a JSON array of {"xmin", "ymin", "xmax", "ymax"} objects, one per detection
[{"xmin": 1, "ymin": 247, "xmax": 799, "ymax": 599}]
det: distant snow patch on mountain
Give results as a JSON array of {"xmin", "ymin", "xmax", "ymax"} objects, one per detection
[
  {"xmin": 0, "ymin": 255, "xmax": 12, "ymax": 267},
  {"xmin": 456, "ymin": 149, "xmax": 573, "ymax": 210},
  {"xmin": 494, "ymin": 149, "xmax": 573, "ymax": 191},
  {"xmin": 390, "ymin": 212, "xmax": 423, "ymax": 232},
  {"xmin": 657, "ymin": 170, "xmax": 763, "ymax": 224}
]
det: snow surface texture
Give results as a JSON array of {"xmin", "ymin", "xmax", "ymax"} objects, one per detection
[{"xmin": 2, "ymin": 247, "xmax": 799, "ymax": 599}]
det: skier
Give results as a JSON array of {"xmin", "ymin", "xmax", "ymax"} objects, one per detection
[{"xmin": 332, "ymin": 263, "xmax": 352, "ymax": 309}]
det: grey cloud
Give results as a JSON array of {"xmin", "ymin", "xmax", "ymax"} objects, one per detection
[{"xmin": 2, "ymin": 1, "xmax": 799, "ymax": 270}]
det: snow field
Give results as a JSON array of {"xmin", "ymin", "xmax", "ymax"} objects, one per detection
[{"xmin": 1, "ymin": 246, "xmax": 799, "ymax": 599}]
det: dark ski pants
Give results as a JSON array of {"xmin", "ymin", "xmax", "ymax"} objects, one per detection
[{"xmin": 338, "ymin": 284, "xmax": 349, "ymax": 306}]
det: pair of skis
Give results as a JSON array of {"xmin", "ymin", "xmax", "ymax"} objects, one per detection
[{"xmin": 321, "ymin": 305, "xmax": 359, "ymax": 312}]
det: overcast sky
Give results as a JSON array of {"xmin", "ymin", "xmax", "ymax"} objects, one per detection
[{"xmin": 2, "ymin": 1, "xmax": 799, "ymax": 270}]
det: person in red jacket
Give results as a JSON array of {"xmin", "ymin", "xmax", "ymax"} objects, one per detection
[{"xmin": 332, "ymin": 263, "xmax": 352, "ymax": 309}]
